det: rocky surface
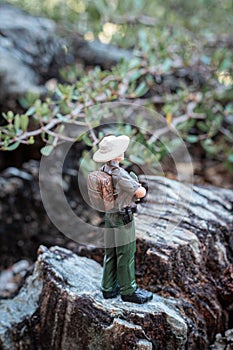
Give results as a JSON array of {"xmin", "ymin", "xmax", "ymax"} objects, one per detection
[
  {"xmin": 0, "ymin": 159, "xmax": 103, "ymax": 270},
  {"xmin": 0, "ymin": 161, "xmax": 233, "ymax": 349},
  {"xmin": 210, "ymin": 329, "xmax": 233, "ymax": 350},
  {"xmin": 0, "ymin": 259, "xmax": 31, "ymax": 298},
  {"xmin": 0, "ymin": 245, "xmax": 187, "ymax": 350},
  {"xmin": 133, "ymin": 176, "xmax": 233, "ymax": 349},
  {"xmin": 74, "ymin": 175, "xmax": 233, "ymax": 349},
  {"xmin": 0, "ymin": 4, "xmax": 132, "ymax": 105},
  {"xmin": 0, "ymin": 4, "xmax": 63, "ymax": 101}
]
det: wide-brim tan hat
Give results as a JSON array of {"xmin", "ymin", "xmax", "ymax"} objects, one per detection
[{"xmin": 93, "ymin": 135, "xmax": 130, "ymax": 162}]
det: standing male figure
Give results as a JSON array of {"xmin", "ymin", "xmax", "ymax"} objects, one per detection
[{"xmin": 93, "ymin": 134, "xmax": 153, "ymax": 304}]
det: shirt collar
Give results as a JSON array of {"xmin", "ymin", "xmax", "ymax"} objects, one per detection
[{"xmin": 106, "ymin": 160, "xmax": 120, "ymax": 168}]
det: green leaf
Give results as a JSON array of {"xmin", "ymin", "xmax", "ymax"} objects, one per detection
[
  {"xmin": 104, "ymin": 89, "xmax": 112, "ymax": 97},
  {"xmin": 14, "ymin": 115, "xmax": 20, "ymax": 130},
  {"xmin": 41, "ymin": 103, "xmax": 50, "ymax": 116},
  {"xmin": 197, "ymin": 121, "xmax": 209, "ymax": 132},
  {"xmin": 58, "ymin": 124, "xmax": 65, "ymax": 134},
  {"xmin": 128, "ymin": 58, "xmax": 141, "ymax": 69},
  {"xmin": 48, "ymin": 135, "xmax": 54, "ymax": 143},
  {"xmin": 21, "ymin": 115, "xmax": 29, "ymax": 131},
  {"xmin": 212, "ymin": 114, "xmax": 223, "ymax": 130},
  {"xmin": 80, "ymin": 157, "xmax": 95, "ymax": 173},
  {"xmin": 124, "ymin": 124, "xmax": 132, "ymax": 134},
  {"xmin": 203, "ymin": 138, "xmax": 213, "ymax": 146},
  {"xmin": 8, "ymin": 111, "xmax": 14, "ymax": 119},
  {"xmin": 18, "ymin": 97, "xmax": 30, "ymax": 109},
  {"xmin": 82, "ymin": 134, "xmax": 93, "ymax": 147},
  {"xmin": 3, "ymin": 111, "xmax": 14, "ymax": 122},
  {"xmin": 6, "ymin": 141, "xmax": 20, "ymax": 151},
  {"xmin": 98, "ymin": 131, "xmax": 104, "ymax": 140},
  {"xmin": 227, "ymin": 154, "xmax": 233, "ymax": 163},
  {"xmin": 26, "ymin": 106, "xmax": 35, "ymax": 116},
  {"xmin": 128, "ymin": 70, "xmax": 142, "ymax": 82},
  {"xmin": 40, "ymin": 145, "xmax": 54, "ymax": 156},
  {"xmin": 186, "ymin": 135, "xmax": 199, "ymax": 143},
  {"xmin": 4, "ymin": 137, "xmax": 10, "ymax": 148},
  {"xmin": 161, "ymin": 58, "xmax": 172, "ymax": 72},
  {"xmin": 202, "ymin": 138, "xmax": 217, "ymax": 155},
  {"xmin": 56, "ymin": 113, "xmax": 68, "ymax": 122},
  {"xmin": 134, "ymin": 81, "xmax": 149, "ymax": 97},
  {"xmin": 60, "ymin": 101, "xmax": 71, "ymax": 114},
  {"xmin": 220, "ymin": 58, "xmax": 231, "ymax": 70}
]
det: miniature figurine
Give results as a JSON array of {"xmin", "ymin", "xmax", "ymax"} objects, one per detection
[{"xmin": 91, "ymin": 134, "xmax": 153, "ymax": 304}]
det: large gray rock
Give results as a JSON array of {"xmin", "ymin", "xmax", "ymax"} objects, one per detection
[
  {"xmin": 0, "ymin": 4, "xmax": 63, "ymax": 101},
  {"xmin": 0, "ymin": 245, "xmax": 187, "ymax": 350},
  {"xmin": 0, "ymin": 4, "xmax": 132, "ymax": 104}
]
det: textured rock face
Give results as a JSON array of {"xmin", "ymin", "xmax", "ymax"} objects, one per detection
[
  {"xmin": 0, "ymin": 4, "xmax": 132, "ymax": 104},
  {"xmin": 135, "ymin": 176, "xmax": 233, "ymax": 349},
  {"xmin": 0, "ymin": 163, "xmax": 233, "ymax": 349},
  {"xmin": 0, "ymin": 161, "xmax": 77, "ymax": 269},
  {"xmin": 0, "ymin": 4, "xmax": 62, "ymax": 101},
  {"xmin": 0, "ymin": 245, "xmax": 187, "ymax": 350},
  {"xmin": 74, "ymin": 176, "xmax": 233, "ymax": 349}
]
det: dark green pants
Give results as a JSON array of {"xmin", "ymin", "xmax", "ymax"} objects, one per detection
[{"xmin": 101, "ymin": 212, "xmax": 137, "ymax": 296}]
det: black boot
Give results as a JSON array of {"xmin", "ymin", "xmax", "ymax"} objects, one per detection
[
  {"xmin": 121, "ymin": 288, "xmax": 153, "ymax": 304},
  {"xmin": 102, "ymin": 286, "xmax": 120, "ymax": 299}
]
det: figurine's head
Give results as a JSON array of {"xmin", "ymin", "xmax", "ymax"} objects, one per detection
[{"xmin": 93, "ymin": 135, "xmax": 130, "ymax": 163}]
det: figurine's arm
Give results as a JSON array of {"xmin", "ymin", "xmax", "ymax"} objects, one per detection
[
  {"xmin": 117, "ymin": 168, "xmax": 146, "ymax": 199},
  {"xmin": 129, "ymin": 171, "xmax": 146, "ymax": 198}
]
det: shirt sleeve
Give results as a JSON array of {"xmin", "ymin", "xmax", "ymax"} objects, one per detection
[{"xmin": 117, "ymin": 169, "xmax": 140, "ymax": 195}]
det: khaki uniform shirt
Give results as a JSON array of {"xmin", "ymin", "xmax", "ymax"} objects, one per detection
[{"xmin": 101, "ymin": 160, "xmax": 140, "ymax": 210}]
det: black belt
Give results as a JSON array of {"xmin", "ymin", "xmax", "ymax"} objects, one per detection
[
  {"xmin": 118, "ymin": 204, "xmax": 137, "ymax": 215},
  {"xmin": 117, "ymin": 204, "xmax": 137, "ymax": 225}
]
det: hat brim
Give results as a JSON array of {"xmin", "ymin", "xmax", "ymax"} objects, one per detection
[{"xmin": 93, "ymin": 135, "xmax": 130, "ymax": 162}]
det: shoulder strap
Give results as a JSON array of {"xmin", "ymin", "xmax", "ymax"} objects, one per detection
[{"xmin": 102, "ymin": 165, "xmax": 118, "ymax": 197}]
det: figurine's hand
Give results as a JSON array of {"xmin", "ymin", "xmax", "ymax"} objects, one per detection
[
  {"xmin": 134, "ymin": 186, "xmax": 146, "ymax": 198},
  {"xmin": 139, "ymin": 178, "xmax": 148, "ymax": 193}
]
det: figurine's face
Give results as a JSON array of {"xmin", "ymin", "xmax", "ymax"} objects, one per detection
[{"xmin": 114, "ymin": 153, "xmax": 124, "ymax": 162}]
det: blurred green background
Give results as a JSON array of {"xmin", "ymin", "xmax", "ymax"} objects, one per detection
[{"xmin": 1, "ymin": 0, "xmax": 233, "ymax": 182}]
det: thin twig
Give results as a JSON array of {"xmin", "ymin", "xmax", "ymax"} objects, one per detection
[
  {"xmin": 85, "ymin": 119, "xmax": 99, "ymax": 145},
  {"xmin": 220, "ymin": 127, "xmax": 233, "ymax": 140},
  {"xmin": 0, "ymin": 109, "xmax": 88, "ymax": 147},
  {"xmin": 44, "ymin": 128, "xmax": 77, "ymax": 142},
  {"xmin": 148, "ymin": 112, "xmax": 206, "ymax": 144}
]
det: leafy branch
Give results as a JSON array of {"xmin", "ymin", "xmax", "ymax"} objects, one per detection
[{"xmin": 0, "ymin": 40, "xmax": 232, "ymax": 169}]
